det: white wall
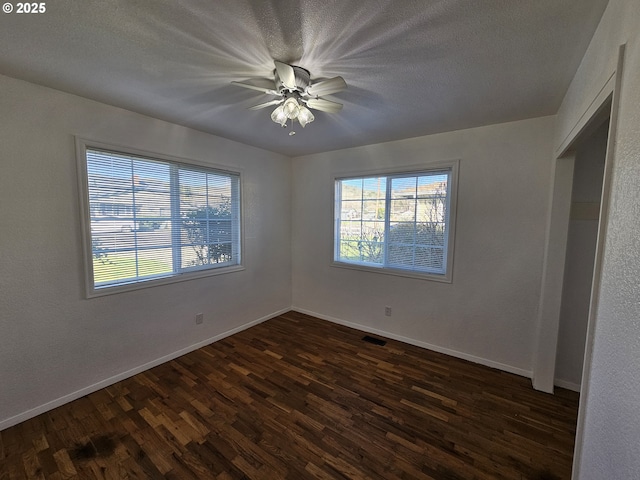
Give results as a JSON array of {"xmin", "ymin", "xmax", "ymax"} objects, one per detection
[
  {"xmin": 555, "ymin": 120, "xmax": 607, "ymax": 390},
  {"xmin": 0, "ymin": 74, "xmax": 292, "ymax": 429},
  {"xmin": 555, "ymin": 0, "xmax": 640, "ymax": 478},
  {"xmin": 291, "ymin": 116, "xmax": 555, "ymax": 376},
  {"xmin": 3, "ymin": 4, "xmax": 638, "ymax": 474}
]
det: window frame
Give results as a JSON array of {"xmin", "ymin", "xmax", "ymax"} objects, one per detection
[
  {"xmin": 332, "ymin": 160, "xmax": 459, "ymax": 283},
  {"xmin": 76, "ymin": 138, "xmax": 244, "ymax": 298}
]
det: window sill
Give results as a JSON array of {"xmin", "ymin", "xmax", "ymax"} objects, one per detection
[
  {"xmin": 86, "ymin": 264, "xmax": 245, "ymax": 298},
  {"xmin": 331, "ymin": 261, "xmax": 452, "ymax": 283}
]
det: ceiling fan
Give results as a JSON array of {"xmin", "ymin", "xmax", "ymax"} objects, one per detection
[{"xmin": 231, "ymin": 61, "xmax": 347, "ymax": 132}]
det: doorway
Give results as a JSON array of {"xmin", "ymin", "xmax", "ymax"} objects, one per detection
[
  {"xmin": 533, "ymin": 46, "xmax": 625, "ymax": 398},
  {"xmin": 554, "ymin": 116, "xmax": 610, "ymax": 391}
]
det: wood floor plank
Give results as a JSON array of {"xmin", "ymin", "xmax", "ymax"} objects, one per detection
[{"xmin": 0, "ymin": 312, "xmax": 579, "ymax": 479}]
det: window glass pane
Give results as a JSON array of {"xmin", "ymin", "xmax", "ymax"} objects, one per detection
[
  {"xmin": 208, "ymin": 173, "xmax": 232, "ymax": 209},
  {"xmin": 339, "ymin": 240, "xmax": 360, "ymax": 262},
  {"xmin": 335, "ymin": 168, "xmax": 453, "ymax": 278},
  {"xmin": 415, "ymin": 246, "xmax": 444, "ymax": 271},
  {"xmin": 387, "ymin": 244, "xmax": 414, "ymax": 268},
  {"xmin": 340, "ymin": 199, "xmax": 363, "ymax": 219},
  {"xmin": 390, "ymin": 198, "xmax": 416, "ymax": 222},
  {"xmin": 93, "ymin": 251, "xmax": 136, "ymax": 286},
  {"xmin": 178, "ymin": 170, "xmax": 236, "ymax": 270},
  {"xmin": 362, "ymin": 177, "xmax": 386, "ymax": 198},
  {"xmin": 361, "ymin": 221, "xmax": 385, "ymax": 264},
  {"xmin": 340, "ymin": 178, "xmax": 364, "ymax": 200},
  {"xmin": 181, "ymin": 245, "xmax": 203, "ymax": 268},
  {"xmin": 389, "ymin": 222, "xmax": 415, "ymax": 244},
  {"xmin": 417, "ymin": 173, "xmax": 448, "ymax": 196},
  {"xmin": 390, "ymin": 176, "xmax": 417, "ymax": 199},
  {"xmin": 340, "ymin": 240, "xmax": 383, "ymax": 265},
  {"xmin": 85, "ymin": 146, "xmax": 240, "ymax": 292},
  {"xmin": 358, "ymin": 240, "xmax": 384, "ymax": 264},
  {"xmin": 416, "ymin": 198, "xmax": 444, "ymax": 223},
  {"xmin": 339, "ymin": 219, "xmax": 363, "ymax": 238},
  {"xmin": 136, "ymin": 248, "xmax": 173, "ymax": 277},
  {"xmin": 361, "ymin": 200, "xmax": 384, "ymax": 221},
  {"xmin": 415, "ymin": 223, "xmax": 438, "ymax": 246}
]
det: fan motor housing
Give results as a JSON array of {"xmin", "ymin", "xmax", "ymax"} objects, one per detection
[{"xmin": 275, "ymin": 65, "xmax": 310, "ymax": 93}]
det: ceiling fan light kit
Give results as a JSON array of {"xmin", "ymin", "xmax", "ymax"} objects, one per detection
[
  {"xmin": 296, "ymin": 105, "xmax": 315, "ymax": 128},
  {"xmin": 232, "ymin": 61, "xmax": 346, "ymax": 133},
  {"xmin": 283, "ymin": 97, "xmax": 300, "ymax": 119},
  {"xmin": 270, "ymin": 104, "xmax": 288, "ymax": 126}
]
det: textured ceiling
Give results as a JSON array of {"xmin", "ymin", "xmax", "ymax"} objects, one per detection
[{"xmin": 0, "ymin": 0, "xmax": 608, "ymax": 156}]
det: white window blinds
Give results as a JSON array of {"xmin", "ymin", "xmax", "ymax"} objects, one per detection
[
  {"xmin": 335, "ymin": 167, "xmax": 455, "ymax": 279},
  {"xmin": 81, "ymin": 145, "xmax": 241, "ymax": 293}
]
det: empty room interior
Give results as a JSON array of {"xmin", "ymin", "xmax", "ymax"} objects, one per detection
[{"xmin": 1, "ymin": 1, "xmax": 639, "ymax": 479}]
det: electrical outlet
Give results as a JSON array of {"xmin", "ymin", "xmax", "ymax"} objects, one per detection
[
  {"xmin": 385, "ymin": 306, "xmax": 392, "ymax": 317},
  {"xmin": 195, "ymin": 313, "xmax": 204, "ymax": 325}
]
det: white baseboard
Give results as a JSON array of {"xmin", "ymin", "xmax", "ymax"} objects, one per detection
[
  {"xmin": 554, "ymin": 378, "xmax": 581, "ymax": 392},
  {"xmin": 3, "ymin": 306, "xmax": 570, "ymax": 432},
  {"xmin": 291, "ymin": 307, "xmax": 533, "ymax": 380},
  {"xmin": 0, "ymin": 307, "xmax": 290, "ymax": 432}
]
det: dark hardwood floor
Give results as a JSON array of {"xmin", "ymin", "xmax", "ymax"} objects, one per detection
[{"xmin": 0, "ymin": 311, "xmax": 579, "ymax": 479}]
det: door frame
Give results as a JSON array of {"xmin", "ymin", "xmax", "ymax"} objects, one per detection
[{"xmin": 531, "ymin": 44, "xmax": 625, "ymax": 398}]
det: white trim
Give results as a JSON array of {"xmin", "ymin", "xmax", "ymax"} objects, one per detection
[
  {"xmin": 330, "ymin": 261, "xmax": 452, "ymax": 283},
  {"xmin": 332, "ymin": 159, "xmax": 459, "ymax": 284},
  {"xmin": 292, "ymin": 307, "xmax": 532, "ymax": 379},
  {"xmin": 75, "ymin": 137, "xmax": 245, "ymax": 298},
  {"xmin": 0, "ymin": 307, "xmax": 290, "ymax": 432},
  {"xmin": 76, "ymin": 137, "xmax": 246, "ymax": 176},
  {"xmin": 556, "ymin": 71, "xmax": 616, "ymax": 157},
  {"xmin": 532, "ymin": 154, "xmax": 576, "ymax": 393},
  {"xmin": 332, "ymin": 159, "xmax": 460, "ymax": 180},
  {"xmin": 572, "ymin": 44, "xmax": 625, "ymax": 480},
  {"xmin": 87, "ymin": 265, "xmax": 246, "ymax": 298}
]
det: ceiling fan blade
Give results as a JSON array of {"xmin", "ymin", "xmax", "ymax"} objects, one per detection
[
  {"xmin": 306, "ymin": 76, "xmax": 347, "ymax": 97},
  {"xmin": 231, "ymin": 81, "xmax": 279, "ymax": 96},
  {"xmin": 306, "ymin": 98, "xmax": 343, "ymax": 113},
  {"xmin": 274, "ymin": 61, "xmax": 297, "ymax": 90},
  {"xmin": 248, "ymin": 99, "xmax": 284, "ymax": 110}
]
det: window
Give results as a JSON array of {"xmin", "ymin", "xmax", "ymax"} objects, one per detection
[
  {"xmin": 77, "ymin": 139, "xmax": 242, "ymax": 296},
  {"xmin": 334, "ymin": 163, "xmax": 457, "ymax": 281}
]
